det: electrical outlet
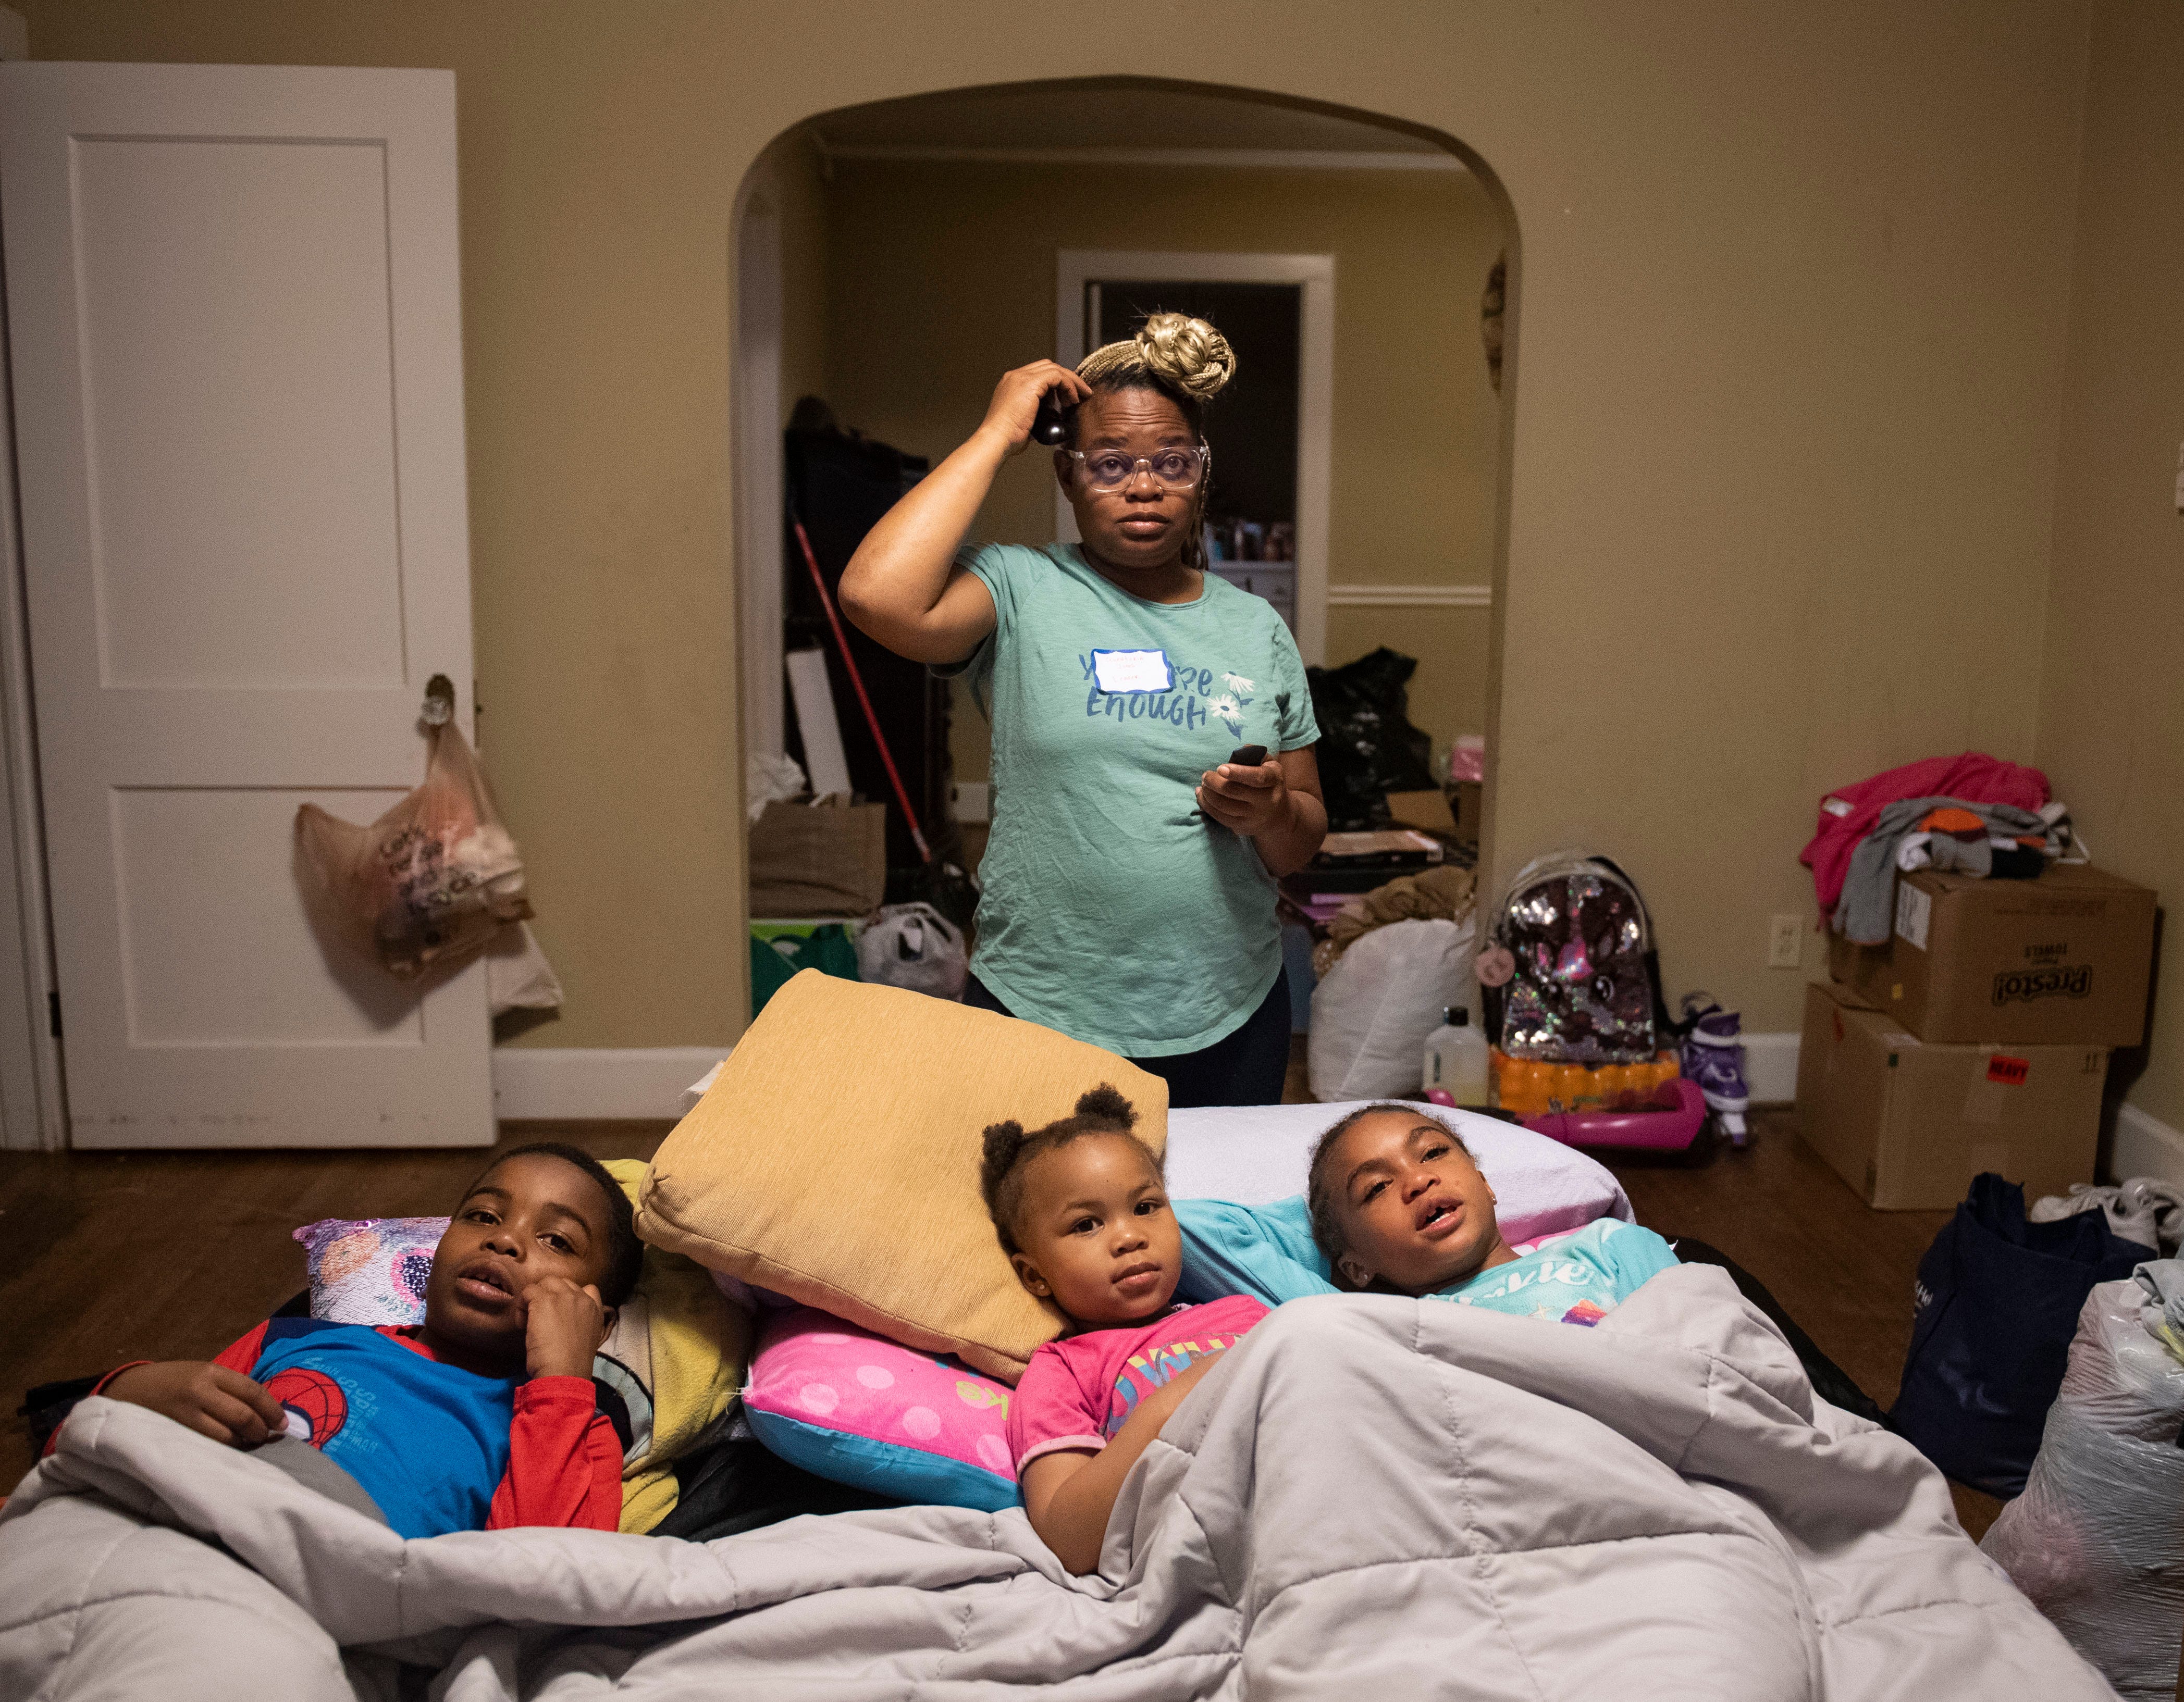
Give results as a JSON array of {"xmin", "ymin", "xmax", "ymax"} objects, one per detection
[
  {"xmin": 1768, "ymin": 913, "xmax": 1803, "ymax": 969},
  {"xmin": 950, "ymin": 781, "xmax": 990, "ymax": 825}
]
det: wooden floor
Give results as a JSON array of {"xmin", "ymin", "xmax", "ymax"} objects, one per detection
[{"xmin": 0, "ymin": 1085, "xmax": 1998, "ymax": 1537}]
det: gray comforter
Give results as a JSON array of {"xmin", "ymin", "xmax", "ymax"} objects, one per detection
[{"xmin": 0, "ymin": 1267, "xmax": 2113, "ymax": 1699}]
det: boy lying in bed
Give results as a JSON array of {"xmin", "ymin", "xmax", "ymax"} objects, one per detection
[
  {"xmin": 1306, "ymin": 1104, "xmax": 1678, "ymax": 1316},
  {"xmin": 59, "ymin": 1143, "xmax": 641, "ymax": 1538}
]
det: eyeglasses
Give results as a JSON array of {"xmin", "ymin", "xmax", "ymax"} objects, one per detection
[{"xmin": 1065, "ymin": 444, "xmax": 1210, "ymax": 492}]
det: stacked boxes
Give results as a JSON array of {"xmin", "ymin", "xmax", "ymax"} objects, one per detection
[{"xmin": 1797, "ymin": 864, "xmax": 2155, "ymax": 1209}]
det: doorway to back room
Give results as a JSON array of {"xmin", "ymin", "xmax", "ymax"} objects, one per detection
[
  {"xmin": 1058, "ymin": 262, "xmax": 1319, "ymax": 648},
  {"xmin": 732, "ymin": 80, "xmax": 1512, "ymax": 1039}
]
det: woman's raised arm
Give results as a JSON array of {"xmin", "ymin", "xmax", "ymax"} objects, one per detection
[{"xmin": 838, "ymin": 361, "xmax": 1088, "ymax": 665}]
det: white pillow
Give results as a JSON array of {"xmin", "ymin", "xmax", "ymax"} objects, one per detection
[{"xmin": 1164, "ymin": 1099, "xmax": 1630, "ymax": 1246}]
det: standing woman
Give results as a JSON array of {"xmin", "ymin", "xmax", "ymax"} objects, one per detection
[{"xmin": 840, "ymin": 314, "xmax": 1326, "ymax": 1107}]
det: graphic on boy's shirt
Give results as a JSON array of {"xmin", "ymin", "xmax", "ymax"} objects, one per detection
[
  {"xmin": 1078, "ymin": 651, "xmax": 1269, "ymax": 742},
  {"xmin": 1561, "ymin": 1300, "xmax": 1610, "ymax": 1327},
  {"xmin": 1104, "ymin": 1330, "xmax": 1249, "ymax": 1436},
  {"xmin": 249, "ymin": 1318, "xmax": 522, "ymax": 1540},
  {"xmin": 264, "ymin": 1365, "xmax": 349, "ymax": 1447}
]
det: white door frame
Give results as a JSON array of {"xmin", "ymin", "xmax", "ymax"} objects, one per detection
[
  {"xmin": 0, "ymin": 284, "xmax": 65, "ymax": 1150},
  {"xmin": 1055, "ymin": 249, "xmax": 1335, "ymax": 665}
]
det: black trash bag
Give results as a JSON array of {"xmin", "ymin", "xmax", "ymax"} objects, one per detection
[
  {"xmin": 1891, "ymin": 1173, "xmax": 2154, "ymax": 1496},
  {"xmin": 1305, "ymin": 647, "xmax": 1438, "ymax": 831}
]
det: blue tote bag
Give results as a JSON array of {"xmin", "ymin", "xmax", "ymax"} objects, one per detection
[{"xmin": 1891, "ymin": 1172, "xmax": 2153, "ymax": 1496}]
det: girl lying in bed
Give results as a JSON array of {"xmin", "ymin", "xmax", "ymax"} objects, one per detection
[
  {"xmin": 1305, "ymin": 1104, "xmax": 1679, "ymax": 1316},
  {"xmin": 63, "ymin": 1144, "xmax": 640, "ymax": 1538},
  {"xmin": 981, "ymin": 1086, "xmax": 1266, "ymax": 1574}
]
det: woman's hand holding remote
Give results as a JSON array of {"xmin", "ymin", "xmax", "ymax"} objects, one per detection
[
  {"xmin": 1198, "ymin": 755, "xmax": 1288, "ymax": 836},
  {"xmin": 1198, "ymin": 749, "xmax": 1329, "ymax": 878}
]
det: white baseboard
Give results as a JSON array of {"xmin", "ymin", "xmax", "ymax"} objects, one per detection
[
  {"xmin": 2113, "ymin": 1099, "xmax": 2184, "ymax": 1190},
  {"xmin": 1743, "ymin": 1031, "xmax": 1799, "ymax": 1105},
  {"xmin": 491, "ymin": 1047, "xmax": 730, "ymax": 1123}
]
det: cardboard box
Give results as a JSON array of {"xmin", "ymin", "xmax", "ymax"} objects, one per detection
[
  {"xmin": 1451, "ymin": 780, "xmax": 1483, "ymax": 841},
  {"xmin": 748, "ymin": 798, "xmax": 886, "ymax": 918},
  {"xmin": 1827, "ymin": 862, "xmax": 2155, "ymax": 1047},
  {"xmin": 1794, "ymin": 980, "xmax": 2107, "ymax": 1209},
  {"xmin": 1385, "ymin": 789, "xmax": 1455, "ymax": 833}
]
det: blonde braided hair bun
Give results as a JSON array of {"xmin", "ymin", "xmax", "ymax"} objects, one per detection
[{"xmin": 1077, "ymin": 312, "xmax": 1236, "ymax": 401}]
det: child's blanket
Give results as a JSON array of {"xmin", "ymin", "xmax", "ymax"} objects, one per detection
[{"xmin": 0, "ymin": 1266, "xmax": 2112, "ymax": 1700}]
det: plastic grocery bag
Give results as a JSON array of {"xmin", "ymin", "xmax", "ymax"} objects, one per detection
[
  {"xmin": 1982, "ymin": 1263, "xmax": 2184, "ymax": 1699},
  {"xmin": 855, "ymin": 902, "xmax": 967, "ymax": 1001},
  {"xmin": 295, "ymin": 722, "xmax": 532, "ymax": 979},
  {"xmin": 1309, "ymin": 916, "xmax": 1474, "ymax": 1101},
  {"xmin": 1892, "ymin": 1173, "xmax": 2153, "ymax": 1496}
]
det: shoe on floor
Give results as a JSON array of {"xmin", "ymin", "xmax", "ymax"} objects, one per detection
[
  {"xmin": 1679, "ymin": 991, "xmax": 1749, "ymax": 1144},
  {"xmin": 2029, "ymin": 1177, "xmax": 2183, "ymax": 1253}
]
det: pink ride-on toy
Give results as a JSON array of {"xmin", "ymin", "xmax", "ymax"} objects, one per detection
[{"xmin": 1519, "ymin": 1076, "xmax": 1710, "ymax": 1153}]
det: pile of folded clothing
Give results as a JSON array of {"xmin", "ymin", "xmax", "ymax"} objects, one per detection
[
  {"xmin": 1800, "ymin": 751, "xmax": 2082, "ymax": 945},
  {"xmin": 1312, "ymin": 863, "xmax": 1475, "ymax": 978}
]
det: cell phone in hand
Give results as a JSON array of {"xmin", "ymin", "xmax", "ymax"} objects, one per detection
[{"xmin": 1228, "ymin": 745, "xmax": 1267, "ymax": 767}]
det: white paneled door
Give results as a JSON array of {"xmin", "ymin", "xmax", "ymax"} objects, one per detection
[{"xmin": 1, "ymin": 64, "xmax": 492, "ymax": 1147}]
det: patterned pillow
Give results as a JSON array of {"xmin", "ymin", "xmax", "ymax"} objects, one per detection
[
  {"xmin": 293, "ymin": 1216, "xmax": 446, "ymax": 1325},
  {"xmin": 743, "ymin": 1305, "xmax": 1019, "ymax": 1511}
]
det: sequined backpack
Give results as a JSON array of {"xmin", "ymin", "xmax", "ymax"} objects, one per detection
[{"xmin": 1485, "ymin": 851, "xmax": 1674, "ymax": 1063}]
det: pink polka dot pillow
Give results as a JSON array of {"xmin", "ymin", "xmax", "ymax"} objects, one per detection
[
  {"xmin": 293, "ymin": 1217, "xmax": 448, "ymax": 1325},
  {"xmin": 742, "ymin": 1305, "xmax": 1018, "ymax": 1511}
]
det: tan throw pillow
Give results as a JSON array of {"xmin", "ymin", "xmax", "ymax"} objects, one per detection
[{"xmin": 635, "ymin": 970, "xmax": 1169, "ymax": 1382}]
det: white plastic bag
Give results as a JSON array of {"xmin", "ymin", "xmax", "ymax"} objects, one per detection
[
  {"xmin": 854, "ymin": 902, "xmax": 967, "ymax": 1000},
  {"xmin": 1982, "ymin": 1261, "xmax": 2184, "ymax": 1699},
  {"xmin": 485, "ymin": 921, "xmax": 563, "ymax": 1016},
  {"xmin": 1308, "ymin": 916, "xmax": 1474, "ymax": 1101}
]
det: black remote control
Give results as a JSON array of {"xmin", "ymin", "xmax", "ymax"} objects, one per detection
[{"xmin": 1031, "ymin": 387, "xmax": 1076, "ymax": 446}]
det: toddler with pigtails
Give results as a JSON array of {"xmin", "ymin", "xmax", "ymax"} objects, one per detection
[{"xmin": 980, "ymin": 1086, "xmax": 1265, "ymax": 1574}]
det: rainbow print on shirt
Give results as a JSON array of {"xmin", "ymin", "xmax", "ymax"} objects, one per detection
[{"xmin": 1103, "ymin": 1332, "xmax": 1248, "ymax": 1437}]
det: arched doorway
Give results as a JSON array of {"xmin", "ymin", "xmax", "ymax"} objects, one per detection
[{"xmin": 732, "ymin": 79, "xmax": 1516, "ymax": 1070}]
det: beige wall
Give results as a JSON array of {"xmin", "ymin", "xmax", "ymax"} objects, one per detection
[
  {"xmin": 816, "ymin": 157, "xmax": 1503, "ymax": 782},
  {"xmin": 21, "ymin": 0, "xmax": 2094, "ymax": 1049},
  {"xmin": 771, "ymin": 134, "xmax": 830, "ymax": 430},
  {"xmin": 2038, "ymin": 0, "xmax": 2183, "ymax": 1133}
]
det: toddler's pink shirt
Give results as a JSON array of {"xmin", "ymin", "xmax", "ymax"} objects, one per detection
[{"xmin": 1006, "ymin": 1295, "xmax": 1269, "ymax": 1472}]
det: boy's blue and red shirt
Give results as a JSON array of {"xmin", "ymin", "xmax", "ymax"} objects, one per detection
[{"xmin": 78, "ymin": 1317, "xmax": 624, "ymax": 1539}]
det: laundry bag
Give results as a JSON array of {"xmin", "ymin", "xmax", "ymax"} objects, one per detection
[
  {"xmin": 1309, "ymin": 916, "xmax": 1473, "ymax": 1100},
  {"xmin": 1982, "ymin": 1264, "xmax": 2184, "ymax": 1700},
  {"xmin": 1892, "ymin": 1173, "xmax": 2153, "ymax": 1495}
]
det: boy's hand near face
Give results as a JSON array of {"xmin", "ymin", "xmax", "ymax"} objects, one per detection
[
  {"xmin": 523, "ymin": 1275, "xmax": 609, "ymax": 1380},
  {"xmin": 102, "ymin": 1360, "xmax": 288, "ymax": 1448}
]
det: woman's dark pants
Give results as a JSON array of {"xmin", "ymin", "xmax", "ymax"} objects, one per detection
[{"xmin": 960, "ymin": 966, "xmax": 1292, "ymax": 1109}]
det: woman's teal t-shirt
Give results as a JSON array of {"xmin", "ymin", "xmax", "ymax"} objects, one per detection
[{"xmin": 944, "ymin": 543, "xmax": 1319, "ymax": 1055}]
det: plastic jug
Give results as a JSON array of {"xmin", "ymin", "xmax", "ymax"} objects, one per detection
[{"xmin": 1422, "ymin": 1007, "xmax": 1491, "ymax": 1108}]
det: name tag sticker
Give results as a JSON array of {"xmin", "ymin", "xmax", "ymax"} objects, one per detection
[{"xmin": 1091, "ymin": 649, "xmax": 1174, "ymax": 694}]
